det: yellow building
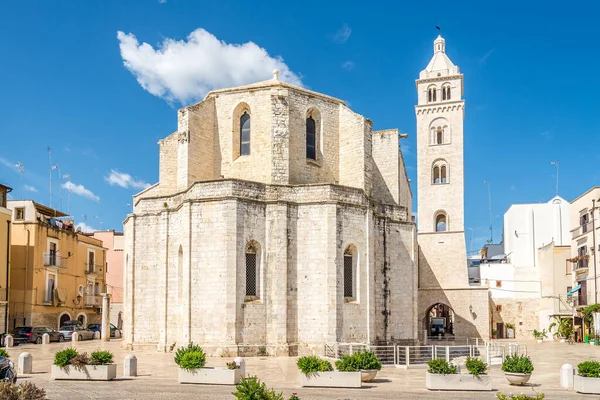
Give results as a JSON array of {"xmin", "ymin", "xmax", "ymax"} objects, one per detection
[
  {"xmin": 0, "ymin": 184, "xmax": 13, "ymax": 333},
  {"xmin": 7, "ymin": 200, "xmax": 106, "ymax": 330}
]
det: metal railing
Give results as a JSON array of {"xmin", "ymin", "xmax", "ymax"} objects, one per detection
[
  {"xmin": 572, "ymin": 222, "xmax": 594, "ymax": 239},
  {"xmin": 85, "ymin": 263, "xmax": 102, "ymax": 274},
  {"xmin": 43, "ymin": 253, "xmax": 66, "ymax": 268},
  {"xmin": 575, "ymin": 259, "xmax": 589, "ymax": 271},
  {"xmin": 85, "ymin": 295, "xmax": 102, "ymax": 307}
]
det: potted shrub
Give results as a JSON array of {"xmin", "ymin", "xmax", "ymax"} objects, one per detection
[
  {"xmin": 574, "ymin": 361, "xmax": 600, "ymax": 394},
  {"xmin": 51, "ymin": 348, "xmax": 116, "ymax": 381},
  {"xmin": 176, "ymin": 342, "xmax": 243, "ymax": 385},
  {"xmin": 297, "ymin": 355, "xmax": 360, "ymax": 388},
  {"xmin": 501, "ymin": 354, "xmax": 533, "ymax": 385},
  {"xmin": 506, "ymin": 323, "xmax": 515, "ymax": 339},
  {"xmin": 492, "ymin": 329, "xmax": 498, "ymax": 339},
  {"xmin": 426, "ymin": 357, "xmax": 492, "ymax": 391},
  {"xmin": 532, "ymin": 329, "xmax": 547, "ymax": 343},
  {"xmin": 232, "ymin": 376, "xmax": 290, "ymax": 399},
  {"xmin": 549, "ymin": 317, "xmax": 573, "ymax": 342},
  {"xmin": 335, "ymin": 350, "xmax": 382, "ymax": 382}
]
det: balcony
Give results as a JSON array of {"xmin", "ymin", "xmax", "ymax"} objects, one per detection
[
  {"xmin": 43, "ymin": 253, "xmax": 67, "ymax": 268},
  {"xmin": 85, "ymin": 295, "xmax": 102, "ymax": 308},
  {"xmin": 575, "ymin": 258, "xmax": 589, "ymax": 272},
  {"xmin": 571, "ymin": 222, "xmax": 594, "ymax": 239},
  {"xmin": 85, "ymin": 263, "xmax": 102, "ymax": 275}
]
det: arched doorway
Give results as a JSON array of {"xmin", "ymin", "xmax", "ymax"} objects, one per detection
[
  {"xmin": 426, "ymin": 303, "xmax": 455, "ymax": 340},
  {"xmin": 76, "ymin": 312, "xmax": 87, "ymax": 327},
  {"xmin": 58, "ymin": 312, "xmax": 71, "ymax": 329}
]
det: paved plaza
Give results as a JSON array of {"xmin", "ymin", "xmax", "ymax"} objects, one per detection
[{"xmin": 3, "ymin": 339, "xmax": 596, "ymax": 399}]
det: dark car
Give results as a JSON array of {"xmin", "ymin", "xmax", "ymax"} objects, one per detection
[
  {"xmin": 88, "ymin": 323, "xmax": 120, "ymax": 338},
  {"xmin": 13, "ymin": 326, "xmax": 64, "ymax": 344}
]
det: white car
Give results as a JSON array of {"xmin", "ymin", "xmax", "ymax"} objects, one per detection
[{"xmin": 57, "ymin": 324, "xmax": 94, "ymax": 341}]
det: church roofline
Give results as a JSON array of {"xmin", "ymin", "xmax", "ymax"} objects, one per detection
[{"xmin": 199, "ymin": 76, "xmax": 346, "ymax": 107}]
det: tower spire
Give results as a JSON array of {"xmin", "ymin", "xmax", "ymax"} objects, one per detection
[{"xmin": 434, "ymin": 35, "xmax": 446, "ymax": 54}]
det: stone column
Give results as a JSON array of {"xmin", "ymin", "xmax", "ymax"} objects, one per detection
[{"xmin": 101, "ymin": 293, "xmax": 112, "ymax": 341}]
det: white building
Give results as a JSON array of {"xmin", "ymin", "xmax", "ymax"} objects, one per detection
[{"xmin": 479, "ymin": 196, "xmax": 572, "ymax": 338}]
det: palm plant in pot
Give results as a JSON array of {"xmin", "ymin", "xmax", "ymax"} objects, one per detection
[
  {"xmin": 549, "ymin": 317, "xmax": 573, "ymax": 342},
  {"xmin": 501, "ymin": 354, "xmax": 534, "ymax": 385},
  {"xmin": 532, "ymin": 329, "xmax": 547, "ymax": 343},
  {"xmin": 335, "ymin": 350, "xmax": 382, "ymax": 382}
]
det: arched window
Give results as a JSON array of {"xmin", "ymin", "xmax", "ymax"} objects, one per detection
[
  {"xmin": 446, "ymin": 87, "xmax": 451, "ymax": 100},
  {"xmin": 433, "ymin": 166, "xmax": 440, "ymax": 184},
  {"xmin": 441, "ymin": 166, "xmax": 447, "ymax": 183},
  {"xmin": 435, "ymin": 213, "xmax": 447, "ymax": 232},
  {"xmin": 436, "ymin": 128, "xmax": 443, "ymax": 144},
  {"xmin": 245, "ymin": 242, "xmax": 260, "ymax": 298},
  {"xmin": 432, "ymin": 88, "xmax": 437, "ymax": 102},
  {"xmin": 306, "ymin": 116, "xmax": 316, "ymax": 160},
  {"xmin": 432, "ymin": 159, "xmax": 449, "ymax": 185},
  {"xmin": 343, "ymin": 245, "xmax": 357, "ymax": 299},
  {"xmin": 442, "ymin": 87, "xmax": 446, "ymax": 101},
  {"xmin": 428, "ymin": 87, "xmax": 437, "ymax": 103},
  {"xmin": 240, "ymin": 112, "xmax": 251, "ymax": 156}
]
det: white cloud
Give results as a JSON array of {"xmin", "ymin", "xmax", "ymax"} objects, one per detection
[
  {"xmin": 117, "ymin": 28, "xmax": 303, "ymax": 104},
  {"xmin": 158, "ymin": 0, "xmax": 167, "ymax": 3},
  {"xmin": 333, "ymin": 24, "xmax": 352, "ymax": 44},
  {"xmin": 24, "ymin": 185, "xmax": 37, "ymax": 193},
  {"xmin": 0, "ymin": 156, "xmax": 17, "ymax": 171},
  {"xmin": 76, "ymin": 222, "xmax": 97, "ymax": 234},
  {"xmin": 342, "ymin": 60, "xmax": 355, "ymax": 70},
  {"xmin": 478, "ymin": 48, "xmax": 495, "ymax": 65},
  {"xmin": 62, "ymin": 181, "xmax": 100, "ymax": 202},
  {"xmin": 105, "ymin": 169, "xmax": 150, "ymax": 190}
]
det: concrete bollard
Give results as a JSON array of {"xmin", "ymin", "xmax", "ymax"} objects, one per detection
[
  {"xmin": 42, "ymin": 333, "xmax": 50, "ymax": 345},
  {"xmin": 234, "ymin": 356, "xmax": 245, "ymax": 378},
  {"xmin": 72, "ymin": 332, "xmax": 80, "ymax": 342},
  {"xmin": 5, "ymin": 335, "xmax": 13, "ymax": 348},
  {"xmin": 560, "ymin": 363, "xmax": 574, "ymax": 388},
  {"xmin": 18, "ymin": 352, "xmax": 32, "ymax": 375},
  {"xmin": 124, "ymin": 354, "xmax": 137, "ymax": 377},
  {"xmin": 93, "ymin": 331, "xmax": 100, "ymax": 340}
]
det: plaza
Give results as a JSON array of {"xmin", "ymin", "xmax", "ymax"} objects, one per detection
[{"xmin": 4, "ymin": 338, "xmax": 595, "ymax": 399}]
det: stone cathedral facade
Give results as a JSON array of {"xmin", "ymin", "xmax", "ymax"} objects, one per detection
[{"xmin": 122, "ymin": 71, "xmax": 418, "ymax": 355}]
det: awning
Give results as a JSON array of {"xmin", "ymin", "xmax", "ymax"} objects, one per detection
[{"xmin": 567, "ymin": 284, "xmax": 582, "ymax": 296}]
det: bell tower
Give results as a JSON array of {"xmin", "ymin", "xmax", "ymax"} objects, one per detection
[{"xmin": 416, "ymin": 35, "xmax": 468, "ymax": 288}]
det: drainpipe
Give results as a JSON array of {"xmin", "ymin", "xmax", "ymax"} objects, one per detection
[
  {"xmin": 24, "ymin": 228, "xmax": 30, "ymax": 326},
  {"xmin": 5, "ymin": 221, "xmax": 9, "ymax": 334},
  {"xmin": 592, "ymin": 200, "xmax": 598, "ymax": 305}
]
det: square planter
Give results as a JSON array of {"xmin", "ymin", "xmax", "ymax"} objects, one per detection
[
  {"xmin": 574, "ymin": 375, "xmax": 600, "ymax": 394},
  {"xmin": 178, "ymin": 367, "xmax": 243, "ymax": 385},
  {"xmin": 426, "ymin": 371, "xmax": 492, "ymax": 391},
  {"xmin": 300, "ymin": 371, "xmax": 361, "ymax": 388},
  {"xmin": 51, "ymin": 364, "xmax": 117, "ymax": 381}
]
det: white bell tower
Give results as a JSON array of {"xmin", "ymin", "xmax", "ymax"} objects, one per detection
[{"xmin": 416, "ymin": 35, "xmax": 469, "ymax": 289}]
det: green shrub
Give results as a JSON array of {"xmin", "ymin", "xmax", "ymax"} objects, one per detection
[
  {"xmin": 0, "ymin": 381, "xmax": 46, "ymax": 400},
  {"xmin": 335, "ymin": 350, "xmax": 382, "ymax": 372},
  {"xmin": 296, "ymin": 356, "xmax": 333, "ymax": 374},
  {"xmin": 0, "ymin": 349, "xmax": 10, "ymax": 359},
  {"xmin": 53, "ymin": 347, "xmax": 78, "ymax": 367},
  {"xmin": 496, "ymin": 392, "xmax": 545, "ymax": 400},
  {"xmin": 578, "ymin": 361, "xmax": 600, "ymax": 378},
  {"xmin": 465, "ymin": 356, "xmax": 488, "ymax": 376},
  {"xmin": 427, "ymin": 358, "xmax": 458, "ymax": 374},
  {"xmin": 501, "ymin": 354, "xmax": 534, "ymax": 374},
  {"xmin": 532, "ymin": 329, "xmax": 547, "ymax": 339},
  {"xmin": 70, "ymin": 352, "xmax": 90, "ymax": 368},
  {"xmin": 232, "ymin": 376, "xmax": 284, "ymax": 400},
  {"xmin": 288, "ymin": 394, "xmax": 300, "ymax": 400},
  {"xmin": 174, "ymin": 342, "xmax": 205, "ymax": 366},
  {"xmin": 90, "ymin": 350, "xmax": 114, "ymax": 365},
  {"xmin": 178, "ymin": 351, "xmax": 206, "ymax": 370}
]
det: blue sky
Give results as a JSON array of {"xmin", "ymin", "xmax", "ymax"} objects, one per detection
[{"xmin": 0, "ymin": 0, "xmax": 598, "ymax": 252}]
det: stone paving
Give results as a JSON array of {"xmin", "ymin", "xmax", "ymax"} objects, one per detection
[{"xmin": 2, "ymin": 339, "xmax": 597, "ymax": 399}]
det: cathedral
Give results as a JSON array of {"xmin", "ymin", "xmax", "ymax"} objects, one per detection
[{"xmin": 122, "ymin": 35, "xmax": 489, "ymax": 355}]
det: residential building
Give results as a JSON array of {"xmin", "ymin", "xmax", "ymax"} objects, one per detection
[
  {"xmin": 91, "ymin": 230, "xmax": 124, "ymax": 329},
  {"xmin": 0, "ymin": 184, "xmax": 12, "ymax": 333},
  {"xmin": 7, "ymin": 200, "xmax": 106, "ymax": 330},
  {"xmin": 123, "ymin": 67, "xmax": 418, "ymax": 354},
  {"xmin": 478, "ymin": 196, "xmax": 572, "ymax": 338},
  {"xmin": 416, "ymin": 35, "xmax": 490, "ymax": 340},
  {"xmin": 569, "ymin": 187, "xmax": 600, "ymax": 323}
]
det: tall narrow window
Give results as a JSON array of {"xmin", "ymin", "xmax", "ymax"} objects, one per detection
[
  {"xmin": 441, "ymin": 166, "xmax": 447, "ymax": 183},
  {"xmin": 442, "ymin": 88, "xmax": 447, "ymax": 101},
  {"xmin": 446, "ymin": 87, "xmax": 451, "ymax": 100},
  {"xmin": 437, "ymin": 128, "xmax": 443, "ymax": 144},
  {"xmin": 306, "ymin": 116, "xmax": 316, "ymax": 160},
  {"xmin": 240, "ymin": 112, "xmax": 251, "ymax": 156},
  {"xmin": 245, "ymin": 244, "xmax": 257, "ymax": 297},
  {"xmin": 432, "ymin": 89, "xmax": 437, "ymax": 102},
  {"xmin": 344, "ymin": 247, "xmax": 354, "ymax": 298},
  {"xmin": 428, "ymin": 90, "xmax": 432, "ymax": 102},
  {"xmin": 436, "ymin": 213, "xmax": 447, "ymax": 232},
  {"xmin": 433, "ymin": 166, "xmax": 440, "ymax": 184}
]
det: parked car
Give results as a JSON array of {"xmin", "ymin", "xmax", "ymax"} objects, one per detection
[
  {"xmin": 87, "ymin": 323, "xmax": 120, "ymax": 338},
  {"xmin": 57, "ymin": 324, "xmax": 94, "ymax": 341},
  {"xmin": 12, "ymin": 326, "xmax": 64, "ymax": 344}
]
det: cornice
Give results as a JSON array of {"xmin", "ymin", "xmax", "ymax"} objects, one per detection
[{"xmin": 415, "ymin": 102, "xmax": 465, "ymax": 115}]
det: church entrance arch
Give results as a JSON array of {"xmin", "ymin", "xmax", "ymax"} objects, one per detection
[{"xmin": 425, "ymin": 303, "xmax": 455, "ymax": 340}]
